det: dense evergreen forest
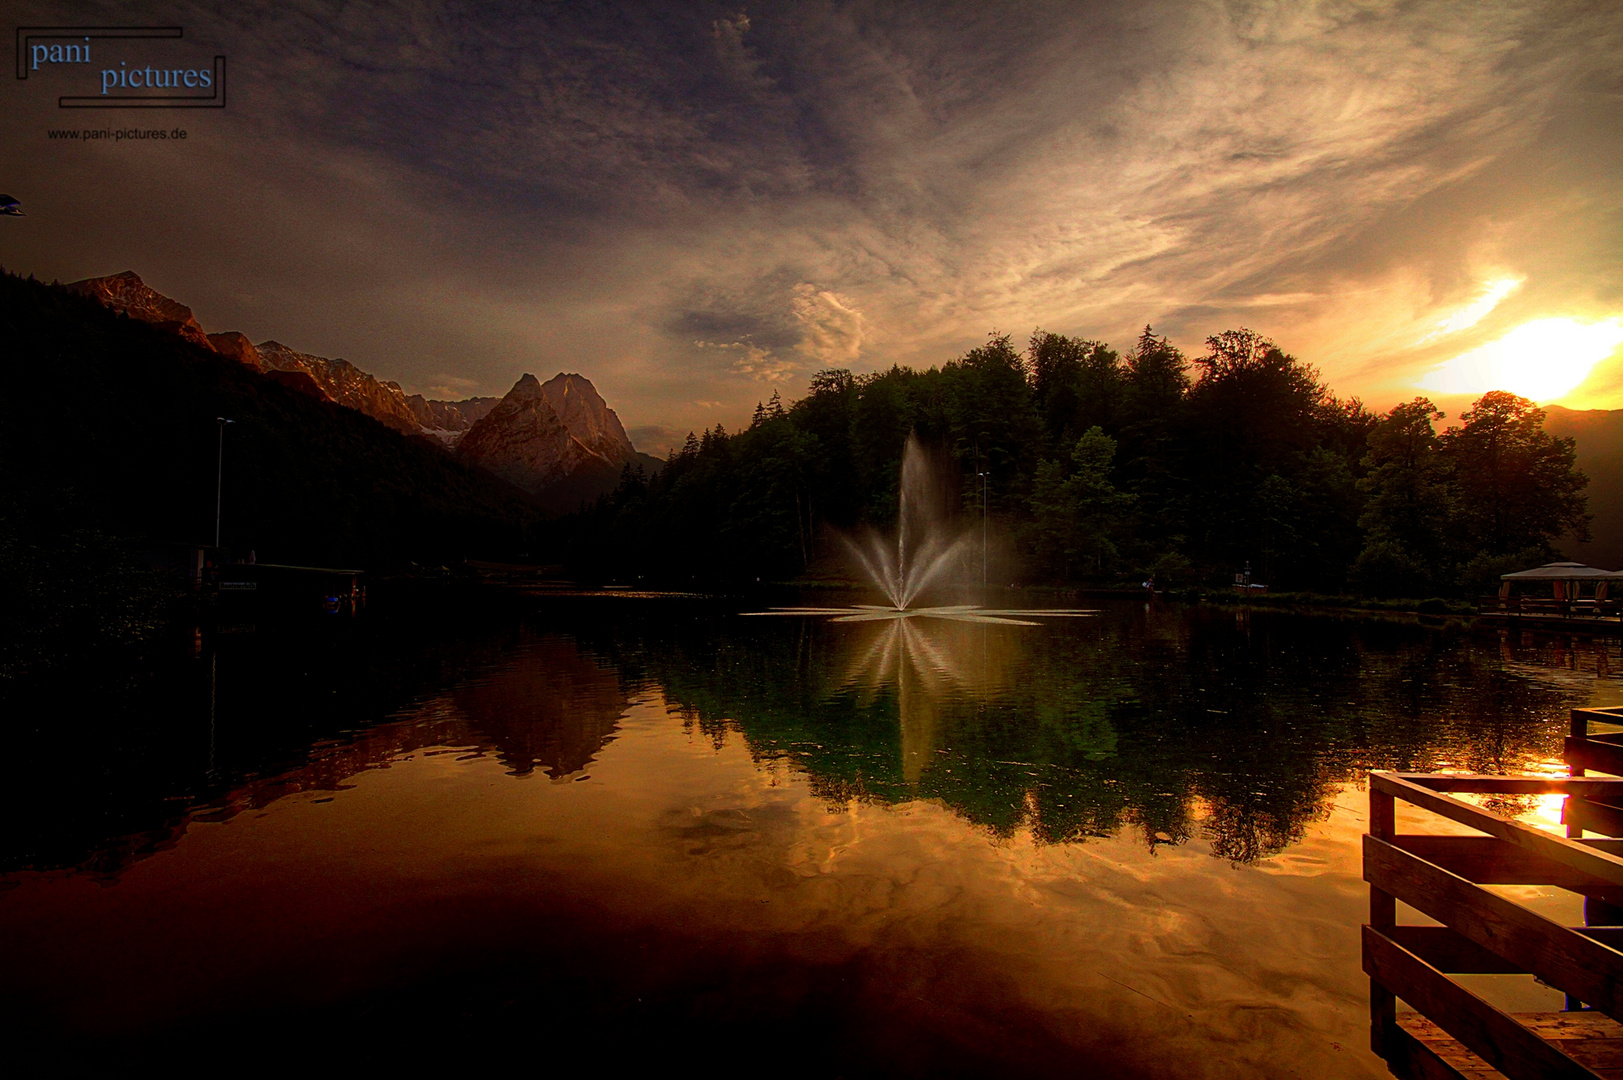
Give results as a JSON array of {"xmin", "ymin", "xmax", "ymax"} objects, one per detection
[{"xmin": 566, "ymin": 328, "xmax": 1590, "ymax": 598}]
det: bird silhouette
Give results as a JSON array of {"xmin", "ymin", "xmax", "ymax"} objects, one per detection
[{"xmin": 0, "ymin": 195, "xmax": 22, "ymax": 217}]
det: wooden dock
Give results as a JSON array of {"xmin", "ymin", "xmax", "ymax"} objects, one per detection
[
  {"xmin": 1477, "ymin": 611, "xmax": 1623, "ymax": 636},
  {"xmin": 1365, "ymin": 706, "xmax": 1623, "ymax": 1079}
]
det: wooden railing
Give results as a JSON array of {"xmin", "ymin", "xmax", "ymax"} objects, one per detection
[
  {"xmin": 1569, "ymin": 707, "xmax": 1623, "ymax": 781},
  {"xmin": 1365, "ymin": 759, "xmax": 1623, "ymax": 1078}
]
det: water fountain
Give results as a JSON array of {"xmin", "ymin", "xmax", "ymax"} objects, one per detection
[
  {"xmin": 740, "ymin": 432, "xmax": 1097, "ymax": 782},
  {"xmin": 841, "ymin": 435, "xmax": 976, "ymax": 611},
  {"xmin": 746, "ymin": 432, "xmax": 1096, "ymax": 625}
]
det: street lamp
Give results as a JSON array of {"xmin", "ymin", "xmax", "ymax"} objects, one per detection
[
  {"xmin": 978, "ymin": 467, "xmax": 990, "ymax": 590},
  {"xmin": 215, "ymin": 417, "xmax": 234, "ymax": 548},
  {"xmin": 971, "ymin": 436, "xmax": 990, "ymax": 593}
]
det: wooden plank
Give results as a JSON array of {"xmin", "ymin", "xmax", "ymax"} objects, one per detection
[
  {"xmin": 1394, "ymin": 836, "xmax": 1623, "ymax": 905},
  {"xmin": 1577, "ymin": 711, "xmax": 1593, "ymax": 780},
  {"xmin": 1401, "ymin": 1014, "xmax": 1623, "ymax": 1080},
  {"xmin": 1569, "ymin": 740, "xmax": 1623, "ymax": 780},
  {"xmin": 1584, "ymin": 841, "xmax": 1623, "ymax": 858},
  {"xmin": 1519, "ymin": 1014, "xmax": 1623, "ymax": 1077},
  {"xmin": 1514, "ymin": 1013, "xmax": 1623, "ymax": 1037},
  {"xmin": 1392, "ymin": 925, "xmax": 1525, "ymax": 974},
  {"xmin": 1365, "ymin": 836, "xmax": 1623, "ymax": 1018},
  {"xmin": 1571, "ymin": 799, "xmax": 1623, "ymax": 840},
  {"xmin": 1364, "ymin": 926, "xmax": 1601, "ymax": 1079},
  {"xmin": 1396, "ymin": 774, "xmax": 1623, "ymax": 797},
  {"xmin": 1373, "ymin": 773, "xmax": 1623, "ymax": 888},
  {"xmin": 1389, "ymin": 1019, "xmax": 1487, "ymax": 1080},
  {"xmin": 1393, "ymin": 926, "xmax": 1623, "ymax": 974},
  {"xmin": 1577, "ymin": 708, "xmax": 1623, "ymax": 730}
]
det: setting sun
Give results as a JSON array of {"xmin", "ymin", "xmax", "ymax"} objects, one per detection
[{"xmin": 1417, "ymin": 316, "xmax": 1623, "ymax": 401}]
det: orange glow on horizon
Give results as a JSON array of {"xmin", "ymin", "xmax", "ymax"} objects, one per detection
[{"xmin": 1416, "ymin": 317, "xmax": 1623, "ymax": 404}]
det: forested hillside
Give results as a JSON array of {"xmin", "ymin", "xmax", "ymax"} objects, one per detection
[
  {"xmin": 0, "ymin": 273, "xmax": 547, "ymax": 566},
  {"xmin": 0, "ymin": 272, "xmax": 548, "ymax": 672}
]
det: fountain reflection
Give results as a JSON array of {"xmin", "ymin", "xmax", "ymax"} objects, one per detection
[
  {"xmin": 750, "ymin": 603, "xmax": 1096, "ymax": 625},
  {"xmin": 837, "ymin": 614, "xmax": 1029, "ymax": 782},
  {"xmin": 748, "ymin": 603, "xmax": 1095, "ymax": 627}
]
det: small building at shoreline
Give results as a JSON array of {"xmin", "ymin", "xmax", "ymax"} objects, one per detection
[{"xmin": 1494, "ymin": 561, "xmax": 1620, "ymax": 618}]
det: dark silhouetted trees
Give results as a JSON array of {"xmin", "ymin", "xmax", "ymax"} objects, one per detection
[
  {"xmin": 1347, "ymin": 392, "xmax": 1591, "ymax": 598},
  {"xmin": 1443, "ymin": 391, "xmax": 1590, "ymax": 557},
  {"xmin": 1028, "ymin": 427, "xmax": 1134, "ymax": 577},
  {"xmin": 1351, "ymin": 398, "xmax": 1453, "ymax": 597},
  {"xmin": 562, "ymin": 327, "xmax": 1589, "ymax": 597}
]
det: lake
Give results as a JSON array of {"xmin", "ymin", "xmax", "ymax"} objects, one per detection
[{"xmin": 4, "ymin": 590, "xmax": 1621, "ymax": 1075}]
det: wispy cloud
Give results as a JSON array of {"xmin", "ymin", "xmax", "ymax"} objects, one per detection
[
  {"xmin": 5, "ymin": 0, "xmax": 1619, "ymax": 432},
  {"xmin": 791, "ymin": 284, "xmax": 865, "ymax": 366},
  {"xmin": 1416, "ymin": 277, "xmax": 1525, "ymax": 344},
  {"xmin": 626, "ymin": 423, "xmax": 683, "ymax": 457},
  {"xmin": 694, "ymin": 339, "xmax": 798, "ymax": 382},
  {"xmin": 421, "ymin": 373, "xmax": 484, "ymax": 399}
]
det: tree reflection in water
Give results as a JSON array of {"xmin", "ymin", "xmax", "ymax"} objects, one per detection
[
  {"xmin": 7, "ymin": 598, "xmax": 1618, "ymax": 878},
  {"xmin": 591, "ymin": 603, "xmax": 1611, "ymax": 865}
]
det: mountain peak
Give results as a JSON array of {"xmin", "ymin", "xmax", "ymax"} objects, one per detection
[
  {"xmin": 540, "ymin": 372, "xmax": 625, "ymax": 447},
  {"xmin": 459, "ymin": 371, "xmax": 634, "ymax": 497}
]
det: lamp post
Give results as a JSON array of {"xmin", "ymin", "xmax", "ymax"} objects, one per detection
[
  {"xmin": 978, "ymin": 467, "xmax": 990, "ymax": 591},
  {"xmin": 970, "ymin": 436, "xmax": 991, "ymax": 593},
  {"xmin": 215, "ymin": 417, "xmax": 233, "ymax": 548}
]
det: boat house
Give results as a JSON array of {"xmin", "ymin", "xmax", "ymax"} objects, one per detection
[{"xmin": 1490, "ymin": 562, "xmax": 1621, "ymax": 621}]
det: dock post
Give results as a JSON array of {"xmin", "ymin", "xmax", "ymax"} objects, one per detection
[
  {"xmin": 1369, "ymin": 779, "xmax": 1396, "ymax": 1056},
  {"xmin": 1568, "ymin": 709, "xmax": 1587, "ymax": 1011},
  {"xmin": 1571, "ymin": 709, "xmax": 1590, "ymax": 779}
]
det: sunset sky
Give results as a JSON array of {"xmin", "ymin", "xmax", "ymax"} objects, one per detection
[{"xmin": 4, "ymin": 0, "xmax": 1621, "ymax": 454}]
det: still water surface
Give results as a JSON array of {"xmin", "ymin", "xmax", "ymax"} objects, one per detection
[{"xmin": 4, "ymin": 592, "xmax": 1622, "ymax": 1074}]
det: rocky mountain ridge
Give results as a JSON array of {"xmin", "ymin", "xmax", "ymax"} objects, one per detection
[
  {"xmin": 409, "ymin": 394, "xmax": 501, "ymax": 447},
  {"xmin": 64, "ymin": 272, "xmax": 632, "ymax": 495},
  {"xmin": 253, "ymin": 340, "xmax": 423, "ymax": 435},
  {"xmin": 68, "ymin": 270, "xmax": 211, "ymax": 348},
  {"xmin": 69, "ymin": 271, "xmax": 503, "ymax": 444}
]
